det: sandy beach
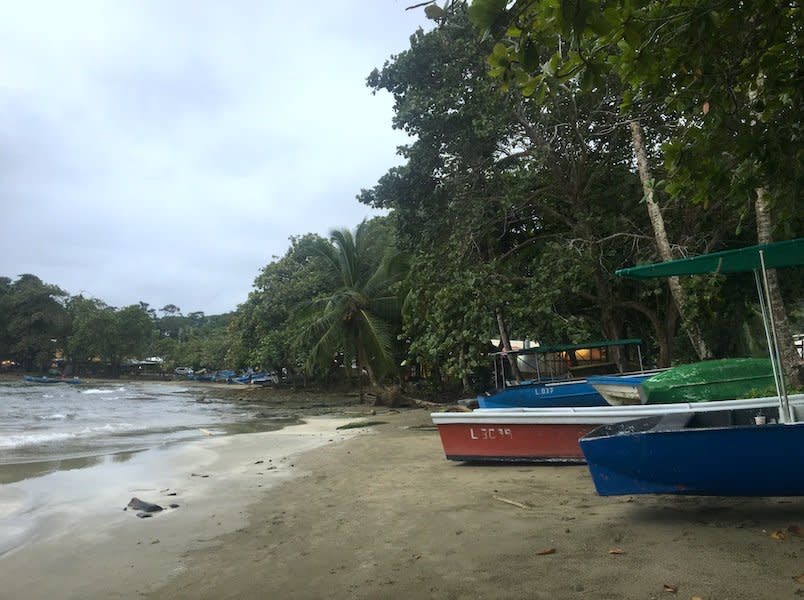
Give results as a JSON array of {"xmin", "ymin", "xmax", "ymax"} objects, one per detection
[{"xmin": 3, "ymin": 405, "xmax": 804, "ymax": 599}]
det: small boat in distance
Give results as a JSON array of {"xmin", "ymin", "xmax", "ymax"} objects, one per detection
[{"xmin": 23, "ymin": 375, "xmax": 81, "ymax": 384}]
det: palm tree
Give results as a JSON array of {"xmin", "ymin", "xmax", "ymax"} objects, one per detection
[{"xmin": 298, "ymin": 221, "xmax": 407, "ymax": 402}]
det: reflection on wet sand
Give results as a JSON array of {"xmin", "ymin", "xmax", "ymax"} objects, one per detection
[{"xmin": 0, "ymin": 452, "xmax": 131, "ymax": 485}]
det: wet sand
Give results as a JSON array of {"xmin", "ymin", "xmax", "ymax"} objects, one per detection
[
  {"xmin": 0, "ymin": 416, "xmax": 367, "ymax": 599},
  {"xmin": 3, "ymin": 407, "xmax": 804, "ymax": 599}
]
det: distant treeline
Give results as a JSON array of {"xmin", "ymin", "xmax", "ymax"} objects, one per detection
[{"xmin": 0, "ymin": 274, "xmax": 232, "ymax": 376}]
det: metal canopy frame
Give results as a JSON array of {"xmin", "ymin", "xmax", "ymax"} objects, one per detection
[{"xmin": 492, "ymin": 339, "xmax": 646, "ymax": 390}]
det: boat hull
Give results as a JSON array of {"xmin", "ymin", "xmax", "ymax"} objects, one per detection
[
  {"xmin": 581, "ymin": 407, "xmax": 804, "ymax": 496},
  {"xmin": 23, "ymin": 375, "xmax": 81, "ymax": 384},
  {"xmin": 436, "ymin": 422, "xmax": 594, "ymax": 463},
  {"xmin": 477, "ymin": 380, "xmax": 607, "ymax": 409},
  {"xmin": 432, "ymin": 394, "xmax": 804, "ymax": 465},
  {"xmin": 587, "ymin": 375, "xmax": 650, "ymax": 405},
  {"xmin": 639, "ymin": 358, "xmax": 773, "ymax": 404}
]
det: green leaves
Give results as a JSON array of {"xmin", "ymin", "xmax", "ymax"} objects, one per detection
[
  {"xmin": 467, "ymin": 0, "xmax": 509, "ymax": 30},
  {"xmin": 295, "ymin": 219, "xmax": 407, "ymax": 386}
]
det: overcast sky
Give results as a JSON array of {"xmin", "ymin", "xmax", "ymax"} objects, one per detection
[{"xmin": 0, "ymin": 1, "xmax": 432, "ymax": 315}]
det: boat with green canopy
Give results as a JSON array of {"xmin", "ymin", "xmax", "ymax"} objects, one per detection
[{"xmin": 581, "ymin": 237, "xmax": 804, "ymax": 496}]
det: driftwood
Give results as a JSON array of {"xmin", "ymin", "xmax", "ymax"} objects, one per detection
[
  {"xmin": 493, "ymin": 496, "xmax": 531, "ymax": 510},
  {"xmin": 408, "ymin": 397, "xmax": 444, "ymax": 409}
]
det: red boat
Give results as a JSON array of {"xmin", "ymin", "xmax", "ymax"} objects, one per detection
[{"xmin": 431, "ymin": 394, "xmax": 804, "ymax": 464}]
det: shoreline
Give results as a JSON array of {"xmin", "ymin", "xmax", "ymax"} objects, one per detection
[{"xmin": 0, "ymin": 414, "xmax": 372, "ymax": 599}]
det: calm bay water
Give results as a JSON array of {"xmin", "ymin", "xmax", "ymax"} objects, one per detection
[{"xmin": 0, "ymin": 380, "xmax": 281, "ymax": 468}]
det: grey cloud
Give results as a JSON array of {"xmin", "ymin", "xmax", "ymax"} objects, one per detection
[{"xmin": 0, "ymin": 1, "xmax": 428, "ymax": 314}]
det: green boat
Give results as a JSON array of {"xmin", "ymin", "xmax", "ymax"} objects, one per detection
[{"xmin": 638, "ymin": 358, "xmax": 774, "ymax": 404}]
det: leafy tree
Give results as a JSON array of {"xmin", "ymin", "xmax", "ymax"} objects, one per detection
[
  {"xmin": 6, "ymin": 275, "xmax": 68, "ymax": 372},
  {"xmin": 228, "ymin": 233, "xmax": 331, "ymax": 375},
  {"xmin": 0, "ymin": 277, "xmax": 12, "ymax": 363},
  {"xmin": 65, "ymin": 299, "xmax": 154, "ymax": 375},
  {"xmin": 298, "ymin": 220, "xmax": 407, "ymax": 401},
  {"xmin": 65, "ymin": 295, "xmax": 108, "ymax": 374},
  {"xmin": 117, "ymin": 305, "xmax": 155, "ymax": 361},
  {"xmin": 362, "ymin": 4, "xmax": 734, "ymax": 386}
]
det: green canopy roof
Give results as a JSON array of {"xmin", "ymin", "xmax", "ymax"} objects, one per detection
[
  {"xmin": 494, "ymin": 339, "xmax": 642, "ymax": 356},
  {"xmin": 616, "ymin": 238, "xmax": 804, "ymax": 280}
]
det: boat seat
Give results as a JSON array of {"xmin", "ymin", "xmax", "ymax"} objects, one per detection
[{"xmin": 655, "ymin": 412, "xmax": 693, "ymax": 430}]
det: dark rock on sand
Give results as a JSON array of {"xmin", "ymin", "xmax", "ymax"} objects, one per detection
[{"xmin": 125, "ymin": 497, "xmax": 163, "ymax": 513}]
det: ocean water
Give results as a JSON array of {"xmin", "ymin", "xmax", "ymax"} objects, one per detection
[
  {"xmin": 0, "ymin": 379, "xmax": 331, "ymax": 561},
  {"xmin": 0, "ymin": 380, "xmax": 279, "ymax": 471}
]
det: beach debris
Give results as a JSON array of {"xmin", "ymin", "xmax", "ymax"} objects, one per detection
[
  {"xmin": 536, "ymin": 548, "xmax": 556, "ymax": 556},
  {"xmin": 608, "ymin": 548, "xmax": 625, "ymax": 555},
  {"xmin": 794, "ymin": 573, "xmax": 804, "ymax": 584},
  {"xmin": 191, "ymin": 473, "xmax": 210, "ymax": 478},
  {"xmin": 493, "ymin": 496, "xmax": 531, "ymax": 510},
  {"xmin": 788, "ymin": 525, "xmax": 804, "ymax": 537},
  {"xmin": 125, "ymin": 497, "xmax": 163, "ymax": 513},
  {"xmin": 662, "ymin": 583, "xmax": 678, "ymax": 593},
  {"xmin": 169, "ymin": 503, "xmax": 180, "ymax": 509},
  {"xmin": 255, "ymin": 460, "xmax": 264, "ymax": 464},
  {"xmin": 336, "ymin": 420, "xmax": 387, "ymax": 430},
  {"xmin": 770, "ymin": 530, "xmax": 786, "ymax": 540},
  {"xmin": 736, "ymin": 519, "xmax": 758, "ymax": 529}
]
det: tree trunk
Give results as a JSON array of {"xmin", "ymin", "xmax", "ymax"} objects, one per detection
[
  {"xmin": 495, "ymin": 307, "xmax": 522, "ymax": 382},
  {"xmin": 592, "ymin": 265, "xmax": 625, "ymax": 370},
  {"xmin": 755, "ymin": 188, "xmax": 803, "ymax": 387},
  {"xmin": 459, "ymin": 346, "xmax": 471, "ymax": 393},
  {"xmin": 619, "ymin": 299, "xmax": 674, "ymax": 368},
  {"xmin": 355, "ymin": 346, "xmax": 365, "ymax": 404},
  {"xmin": 629, "ymin": 120, "xmax": 713, "ymax": 361}
]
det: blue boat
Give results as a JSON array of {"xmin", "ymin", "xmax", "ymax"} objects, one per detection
[
  {"xmin": 250, "ymin": 372, "xmax": 276, "ymax": 385},
  {"xmin": 212, "ymin": 370, "xmax": 236, "ymax": 383},
  {"xmin": 23, "ymin": 375, "xmax": 81, "ymax": 384},
  {"xmin": 477, "ymin": 339, "xmax": 652, "ymax": 409},
  {"xmin": 230, "ymin": 371, "xmax": 275, "ymax": 385},
  {"xmin": 580, "ymin": 238, "xmax": 804, "ymax": 496},
  {"xmin": 581, "ymin": 405, "xmax": 804, "ymax": 496}
]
